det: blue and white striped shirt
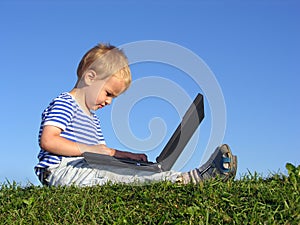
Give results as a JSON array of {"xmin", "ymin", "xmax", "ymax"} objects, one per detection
[{"xmin": 34, "ymin": 92, "xmax": 106, "ymax": 182}]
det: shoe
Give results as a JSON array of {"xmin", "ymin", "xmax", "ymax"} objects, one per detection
[{"xmin": 180, "ymin": 144, "xmax": 237, "ymax": 184}]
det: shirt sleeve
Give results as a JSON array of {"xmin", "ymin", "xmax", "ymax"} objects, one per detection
[{"xmin": 42, "ymin": 97, "xmax": 75, "ymax": 131}]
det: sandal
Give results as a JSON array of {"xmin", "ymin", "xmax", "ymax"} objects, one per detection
[
  {"xmin": 179, "ymin": 144, "xmax": 237, "ymax": 184},
  {"xmin": 217, "ymin": 144, "xmax": 237, "ymax": 180},
  {"xmin": 199, "ymin": 144, "xmax": 237, "ymax": 181}
]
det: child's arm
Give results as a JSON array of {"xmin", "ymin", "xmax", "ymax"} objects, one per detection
[{"xmin": 40, "ymin": 125, "xmax": 147, "ymax": 161}]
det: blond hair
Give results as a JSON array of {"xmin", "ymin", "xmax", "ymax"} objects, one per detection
[{"xmin": 77, "ymin": 43, "xmax": 131, "ymax": 89}]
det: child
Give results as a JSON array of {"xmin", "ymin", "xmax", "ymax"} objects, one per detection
[{"xmin": 34, "ymin": 43, "xmax": 237, "ymax": 186}]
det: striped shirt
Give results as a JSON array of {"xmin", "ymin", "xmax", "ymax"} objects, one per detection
[{"xmin": 34, "ymin": 92, "xmax": 106, "ymax": 182}]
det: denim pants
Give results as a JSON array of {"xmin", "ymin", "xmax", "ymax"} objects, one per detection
[{"xmin": 45, "ymin": 156, "xmax": 181, "ymax": 187}]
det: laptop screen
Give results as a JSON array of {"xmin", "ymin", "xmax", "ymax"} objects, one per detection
[{"xmin": 156, "ymin": 93, "xmax": 204, "ymax": 171}]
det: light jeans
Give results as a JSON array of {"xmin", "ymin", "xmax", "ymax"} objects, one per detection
[{"xmin": 46, "ymin": 157, "xmax": 182, "ymax": 187}]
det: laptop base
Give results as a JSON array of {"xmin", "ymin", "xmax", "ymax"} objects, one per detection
[{"xmin": 83, "ymin": 152, "xmax": 163, "ymax": 172}]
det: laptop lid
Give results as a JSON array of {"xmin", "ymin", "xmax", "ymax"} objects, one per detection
[{"xmin": 156, "ymin": 93, "xmax": 204, "ymax": 171}]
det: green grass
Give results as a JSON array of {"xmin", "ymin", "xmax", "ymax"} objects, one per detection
[{"xmin": 1, "ymin": 164, "xmax": 299, "ymax": 224}]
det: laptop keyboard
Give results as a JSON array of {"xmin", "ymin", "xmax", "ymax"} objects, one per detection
[{"xmin": 114, "ymin": 157, "xmax": 155, "ymax": 166}]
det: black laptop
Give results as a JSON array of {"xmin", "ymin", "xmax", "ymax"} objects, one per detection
[{"xmin": 83, "ymin": 93, "xmax": 204, "ymax": 172}]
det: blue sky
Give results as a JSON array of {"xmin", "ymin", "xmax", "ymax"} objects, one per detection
[{"xmin": 0, "ymin": 0, "xmax": 299, "ymax": 185}]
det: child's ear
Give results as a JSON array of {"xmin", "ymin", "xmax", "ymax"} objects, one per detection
[{"xmin": 84, "ymin": 69, "xmax": 97, "ymax": 85}]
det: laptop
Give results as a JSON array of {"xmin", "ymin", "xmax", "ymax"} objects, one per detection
[{"xmin": 83, "ymin": 93, "xmax": 204, "ymax": 172}]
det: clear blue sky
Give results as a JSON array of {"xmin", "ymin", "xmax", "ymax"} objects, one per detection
[{"xmin": 0, "ymin": 0, "xmax": 299, "ymax": 185}]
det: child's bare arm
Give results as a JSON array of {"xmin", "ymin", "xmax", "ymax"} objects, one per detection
[{"xmin": 40, "ymin": 125, "xmax": 147, "ymax": 161}]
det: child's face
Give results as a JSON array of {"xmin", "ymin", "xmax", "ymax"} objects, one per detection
[{"xmin": 86, "ymin": 75, "xmax": 126, "ymax": 111}]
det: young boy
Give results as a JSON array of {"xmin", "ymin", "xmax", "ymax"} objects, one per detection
[{"xmin": 34, "ymin": 43, "xmax": 237, "ymax": 186}]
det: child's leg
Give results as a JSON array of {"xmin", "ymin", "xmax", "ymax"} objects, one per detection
[
  {"xmin": 46, "ymin": 156, "xmax": 181, "ymax": 187},
  {"xmin": 45, "ymin": 144, "xmax": 237, "ymax": 186}
]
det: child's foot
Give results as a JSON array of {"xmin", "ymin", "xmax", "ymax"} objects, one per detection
[{"xmin": 179, "ymin": 144, "xmax": 237, "ymax": 184}]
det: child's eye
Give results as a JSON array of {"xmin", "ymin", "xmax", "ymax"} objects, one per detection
[{"xmin": 106, "ymin": 91, "xmax": 112, "ymax": 97}]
